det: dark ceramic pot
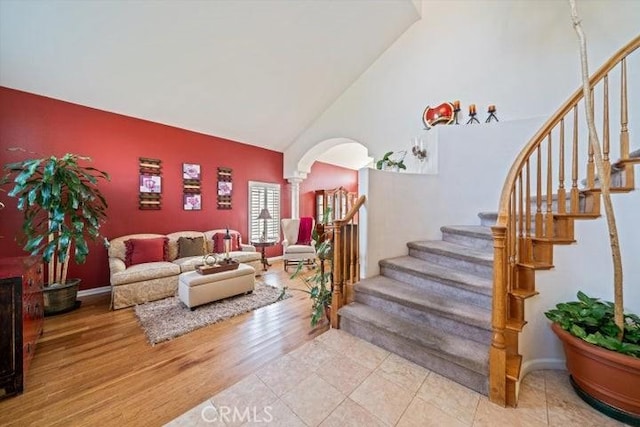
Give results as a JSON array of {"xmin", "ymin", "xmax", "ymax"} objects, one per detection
[{"xmin": 43, "ymin": 278, "xmax": 81, "ymax": 315}]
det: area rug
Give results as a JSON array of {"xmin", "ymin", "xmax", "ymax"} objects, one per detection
[{"xmin": 135, "ymin": 283, "xmax": 291, "ymax": 345}]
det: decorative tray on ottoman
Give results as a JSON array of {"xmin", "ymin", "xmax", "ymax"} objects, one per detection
[{"xmin": 196, "ymin": 260, "xmax": 239, "ymax": 275}]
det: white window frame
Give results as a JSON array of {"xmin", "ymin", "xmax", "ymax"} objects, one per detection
[{"xmin": 248, "ymin": 181, "xmax": 281, "ymax": 243}]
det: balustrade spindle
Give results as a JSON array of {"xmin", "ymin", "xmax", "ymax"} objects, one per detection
[
  {"xmin": 545, "ymin": 134, "xmax": 554, "ymax": 237},
  {"xmin": 509, "ymin": 192, "xmax": 516, "ymax": 292},
  {"xmin": 620, "ymin": 58, "xmax": 629, "ymax": 159},
  {"xmin": 535, "ymin": 146, "xmax": 543, "ymax": 237},
  {"xmin": 571, "ymin": 106, "xmax": 580, "ymax": 213},
  {"xmin": 518, "ymin": 172, "xmax": 523, "ymax": 240},
  {"xmin": 525, "ymin": 160, "xmax": 532, "ymax": 241},
  {"xmin": 558, "ymin": 119, "xmax": 566, "ymax": 214},
  {"xmin": 587, "ymin": 90, "xmax": 595, "ymax": 188}
]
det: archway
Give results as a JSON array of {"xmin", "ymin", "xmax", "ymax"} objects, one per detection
[{"xmin": 285, "ymin": 137, "xmax": 371, "ymax": 218}]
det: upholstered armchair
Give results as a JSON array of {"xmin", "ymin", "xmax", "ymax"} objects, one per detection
[{"xmin": 281, "ymin": 217, "xmax": 316, "ymax": 272}]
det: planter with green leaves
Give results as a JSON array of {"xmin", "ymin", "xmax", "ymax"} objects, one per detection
[
  {"xmin": 542, "ymin": 4, "xmax": 640, "ymax": 423},
  {"xmin": 375, "ymin": 151, "xmax": 407, "ymax": 172},
  {"xmin": 2, "ymin": 153, "xmax": 109, "ymax": 314},
  {"xmin": 545, "ymin": 292, "xmax": 640, "ymax": 420}
]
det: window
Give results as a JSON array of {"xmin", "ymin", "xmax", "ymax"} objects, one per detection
[{"xmin": 248, "ymin": 181, "xmax": 281, "ymax": 242}]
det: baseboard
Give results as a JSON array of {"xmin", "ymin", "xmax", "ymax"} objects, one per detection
[
  {"xmin": 521, "ymin": 358, "xmax": 566, "ymax": 378},
  {"xmin": 78, "ymin": 285, "xmax": 111, "ymax": 297}
]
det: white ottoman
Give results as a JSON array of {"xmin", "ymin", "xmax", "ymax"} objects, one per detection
[{"xmin": 178, "ymin": 263, "xmax": 255, "ymax": 309}]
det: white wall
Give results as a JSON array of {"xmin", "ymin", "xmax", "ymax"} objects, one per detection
[
  {"xmin": 359, "ymin": 117, "xmax": 543, "ymax": 277},
  {"xmin": 290, "ymin": 0, "xmax": 640, "ymax": 373},
  {"xmin": 359, "ymin": 115, "xmax": 640, "ymax": 373},
  {"xmin": 284, "ymin": 0, "xmax": 640, "ymax": 178}
]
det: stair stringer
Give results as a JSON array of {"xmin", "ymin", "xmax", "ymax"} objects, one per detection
[{"xmin": 491, "ymin": 176, "xmax": 637, "ymax": 407}]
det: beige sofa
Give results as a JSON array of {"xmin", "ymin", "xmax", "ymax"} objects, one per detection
[{"xmin": 108, "ymin": 229, "xmax": 261, "ymax": 309}]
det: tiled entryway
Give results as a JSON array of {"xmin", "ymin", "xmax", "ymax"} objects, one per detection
[{"xmin": 166, "ymin": 329, "xmax": 626, "ymax": 426}]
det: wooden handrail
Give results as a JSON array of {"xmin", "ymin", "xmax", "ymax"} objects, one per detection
[
  {"xmin": 490, "ymin": 34, "xmax": 640, "ymax": 406},
  {"xmin": 496, "ymin": 34, "xmax": 639, "ymax": 221},
  {"xmin": 334, "ymin": 195, "xmax": 366, "ymax": 226},
  {"xmin": 331, "ymin": 195, "xmax": 366, "ymax": 328}
]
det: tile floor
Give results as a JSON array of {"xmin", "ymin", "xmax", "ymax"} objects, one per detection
[{"xmin": 166, "ymin": 329, "xmax": 628, "ymax": 427}]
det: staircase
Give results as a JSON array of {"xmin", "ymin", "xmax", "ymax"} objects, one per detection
[
  {"xmin": 334, "ymin": 35, "xmax": 640, "ymax": 407},
  {"xmin": 339, "ymin": 223, "xmax": 494, "ymax": 395}
]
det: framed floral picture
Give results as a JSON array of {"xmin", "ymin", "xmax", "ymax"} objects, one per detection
[
  {"xmin": 218, "ymin": 181, "xmax": 232, "ymax": 196},
  {"xmin": 183, "ymin": 193, "xmax": 202, "ymax": 210},
  {"xmin": 139, "ymin": 175, "xmax": 162, "ymax": 193},
  {"xmin": 183, "ymin": 163, "xmax": 201, "ymax": 180}
]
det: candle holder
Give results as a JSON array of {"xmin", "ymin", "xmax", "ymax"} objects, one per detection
[
  {"xmin": 453, "ymin": 100, "xmax": 461, "ymax": 125},
  {"xmin": 411, "ymin": 137, "xmax": 427, "ymax": 162},
  {"xmin": 466, "ymin": 104, "xmax": 480, "ymax": 124},
  {"xmin": 412, "ymin": 145, "xmax": 427, "ymax": 161},
  {"xmin": 485, "ymin": 105, "xmax": 499, "ymax": 123}
]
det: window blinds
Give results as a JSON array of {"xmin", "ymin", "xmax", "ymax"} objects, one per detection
[{"xmin": 248, "ymin": 181, "xmax": 281, "ymax": 242}]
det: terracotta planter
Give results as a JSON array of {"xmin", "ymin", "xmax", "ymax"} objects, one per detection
[{"xmin": 551, "ymin": 322, "xmax": 640, "ymax": 420}]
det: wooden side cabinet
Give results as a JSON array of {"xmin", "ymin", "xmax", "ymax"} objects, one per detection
[{"xmin": 0, "ymin": 256, "xmax": 44, "ymax": 399}]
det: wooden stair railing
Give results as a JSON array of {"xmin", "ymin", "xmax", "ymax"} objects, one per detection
[
  {"xmin": 490, "ymin": 34, "xmax": 640, "ymax": 407},
  {"xmin": 331, "ymin": 195, "xmax": 366, "ymax": 328}
]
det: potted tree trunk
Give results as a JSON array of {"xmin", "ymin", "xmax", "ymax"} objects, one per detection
[
  {"xmin": 544, "ymin": 2, "xmax": 639, "ymax": 423},
  {"xmin": 2, "ymin": 153, "xmax": 109, "ymax": 315}
]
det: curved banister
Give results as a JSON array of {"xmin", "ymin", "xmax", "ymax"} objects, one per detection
[
  {"xmin": 496, "ymin": 34, "xmax": 640, "ymax": 222},
  {"xmin": 490, "ymin": 34, "xmax": 640, "ymax": 407}
]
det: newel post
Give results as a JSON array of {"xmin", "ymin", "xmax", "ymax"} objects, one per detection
[
  {"xmin": 331, "ymin": 224, "xmax": 343, "ymax": 328},
  {"xmin": 489, "ymin": 225, "xmax": 508, "ymax": 406}
]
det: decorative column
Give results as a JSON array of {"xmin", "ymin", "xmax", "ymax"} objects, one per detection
[{"xmin": 287, "ymin": 178, "xmax": 302, "ymax": 219}]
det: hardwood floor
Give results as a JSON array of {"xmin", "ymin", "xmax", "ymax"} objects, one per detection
[{"xmin": 0, "ymin": 261, "xmax": 327, "ymax": 426}]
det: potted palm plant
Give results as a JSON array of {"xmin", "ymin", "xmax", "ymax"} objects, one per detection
[
  {"xmin": 288, "ymin": 208, "xmax": 333, "ymax": 327},
  {"xmin": 544, "ymin": 2, "xmax": 640, "ymax": 423},
  {"xmin": 2, "ymin": 153, "xmax": 110, "ymax": 315}
]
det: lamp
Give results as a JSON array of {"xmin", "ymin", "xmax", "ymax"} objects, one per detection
[
  {"xmin": 223, "ymin": 227, "xmax": 231, "ymax": 260},
  {"xmin": 257, "ymin": 208, "xmax": 272, "ymax": 242}
]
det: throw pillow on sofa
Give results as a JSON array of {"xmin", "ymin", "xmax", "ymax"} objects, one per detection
[
  {"xmin": 212, "ymin": 232, "xmax": 241, "ymax": 254},
  {"xmin": 177, "ymin": 236, "xmax": 205, "ymax": 258},
  {"xmin": 124, "ymin": 237, "xmax": 169, "ymax": 267}
]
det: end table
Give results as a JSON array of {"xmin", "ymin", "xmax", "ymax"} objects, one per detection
[{"xmin": 251, "ymin": 240, "xmax": 277, "ymax": 271}]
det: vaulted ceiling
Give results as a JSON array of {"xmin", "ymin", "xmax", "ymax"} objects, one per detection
[{"xmin": 0, "ymin": 0, "xmax": 420, "ymax": 155}]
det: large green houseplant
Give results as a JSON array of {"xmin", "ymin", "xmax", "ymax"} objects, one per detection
[
  {"xmin": 2, "ymin": 153, "xmax": 110, "ymax": 314},
  {"xmin": 545, "ymin": 291, "xmax": 639, "ymax": 358},
  {"xmin": 288, "ymin": 208, "xmax": 333, "ymax": 327}
]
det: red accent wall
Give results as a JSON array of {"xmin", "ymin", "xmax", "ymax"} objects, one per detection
[
  {"xmin": 0, "ymin": 87, "xmax": 290, "ymax": 290},
  {"xmin": 299, "ymin": 161, "xmax": 358, "ymax": 220}
]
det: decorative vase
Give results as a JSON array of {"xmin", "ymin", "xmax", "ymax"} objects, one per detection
[
  {"xmin": 43, "ymin": 278, "xmax": 81, "ymax": 316},
  {"xmin": 551, "ymin": 322, "xmax": 640, "ymax": 423}
]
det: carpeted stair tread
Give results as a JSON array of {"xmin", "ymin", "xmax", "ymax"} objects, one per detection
[
  {"xmin": 440, "ymin": 225, "xmax": 493, "ymax": 240},
  {"xmin": 356, "ymin": 275, "xmax": 491, "ymax": 330},
  {"xmin": 408, "ymin": 240, "xmax": 493, "ymax": 266},
  {"xmin": 379, "ymin": 256, "xmax": 492, "ymax": 297},
  {"xmin": 339, "ymin": 302, "xmax": 489, "ymax": 375},
  {"xmin": 478, "ymin": 212, "xmax": 498, "ymax": 226}
]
